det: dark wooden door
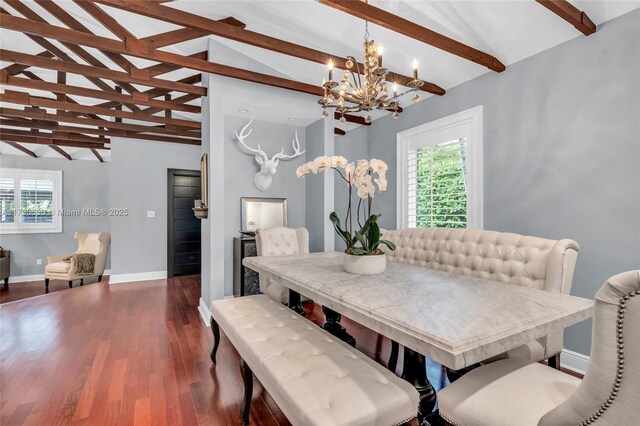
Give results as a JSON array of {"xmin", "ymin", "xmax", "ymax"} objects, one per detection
[{"xmin": 167, "ymin": 169, "xmax": 201, "ymax": 277}]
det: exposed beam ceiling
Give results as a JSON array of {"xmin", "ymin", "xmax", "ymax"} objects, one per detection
[
  {"xmin": 93, "ymin": 0, "xmax": 445, "ymax": 95},
  {"xmin": 91, "ymin": 148, "xmax": 104, "ymax": 162},
  {"xmin": 0, "ymin": 107, "xmax": 201, "ymax": 140},
  {"xmin": 0, "ymin": 118, "xmax": 200, "ymax": 145},
  {"xmin": 318, "ymin": 0, "xmax": 505, "ymax": 72},
  {"xmin": 334, "ymin": 127, "xmax": 345, "ymax": 136},
  {"xmin": 1, "ymin": 74, "xmax": 201, "ymax": 114},
  {"xmin": 536, "ymin": 0, "xmax": 596, "ymax": 35},
  {"xmin": 0, "ymin": 131, "xmax": 109, "ymax": 149},
  {"xmin": 1, "ymin": 140, "xmax": 37, "ymax": 157},
  {"xmin": 0, "ymin": 49, "xmax": 206, "ymax": 96},
  {"xmin": 49, "ymin": 144, "xmax": 73, "ymax": 160}
]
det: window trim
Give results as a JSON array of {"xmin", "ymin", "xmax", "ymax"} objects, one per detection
[
  {"xmin": 0, "ymin": 168, "xmax": 63, "ymax": 234},
  {"xmin": 397, "ymin": 106, "xmax": 483, "ymax": 230}
]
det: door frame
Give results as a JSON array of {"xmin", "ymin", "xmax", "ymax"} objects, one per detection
[{"xmin": 167, "ymin": 168, "xmax": 201, "ymax": 278}]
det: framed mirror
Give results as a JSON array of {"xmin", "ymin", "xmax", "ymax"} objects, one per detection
[{"xmin": 241, "ymin": 197, "xmax": 288, "ymax": 232}]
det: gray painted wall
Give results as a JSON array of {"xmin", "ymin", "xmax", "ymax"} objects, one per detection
[
  {"xmin": 333, "ymin": 125, "xmax": 370, "ymax": 253},
  {"xmin": 110, "ymin": 138, "xmax": 201, "ymax": 275},
  {"xmin": 304, "ymin": 119, "xmax": 327, "ymax": 252},
  {"xmin": 224, "ymin": 116, "xmax": 307, "ymax": 296},
  {"xmin": 0, "ymin": 154, "xmax": 111, "ymax": 277},
  {"xmin": 325, "ymin": 10, "xmax": 640, "ymax": 356}
]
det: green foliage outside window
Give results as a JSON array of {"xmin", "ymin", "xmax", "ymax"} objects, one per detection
[{"xmin": 415, "ymin": 139, "xmax": 467, "ymax": 228}]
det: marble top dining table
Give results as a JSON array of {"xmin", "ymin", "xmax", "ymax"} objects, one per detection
[{"xmin": 243, "ymin": 251, "xmax": 594, "ymax": 370}]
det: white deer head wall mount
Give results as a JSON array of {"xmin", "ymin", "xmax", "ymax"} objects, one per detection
[{"xmin": 235, "ymin": 118, "xmax": 305, "ymax": 192}]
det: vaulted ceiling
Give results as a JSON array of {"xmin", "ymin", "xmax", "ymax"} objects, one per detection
[{"xmin": 0, "ymin": 0, "xmax": 637, "ymax": 160}]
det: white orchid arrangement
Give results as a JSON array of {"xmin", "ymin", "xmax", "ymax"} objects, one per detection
[{"xmin": 297, "ymin": 156, "xmax": 396, "ymax": 256}]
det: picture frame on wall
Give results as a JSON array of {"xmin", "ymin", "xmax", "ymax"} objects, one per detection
[{"xmin": 200, "ymin": 153, "xmax": 208, "ymax": 207}]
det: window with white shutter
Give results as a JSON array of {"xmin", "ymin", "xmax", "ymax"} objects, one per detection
[
  {"xmin": 0, "ymin": 168, "xmax": 62, "ymax": 234},
  {"xmin": 398, "ymin": 106, "xmax": 483, "ymax": 230}
]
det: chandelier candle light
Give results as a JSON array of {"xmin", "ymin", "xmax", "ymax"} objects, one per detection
[
  {"xmin": 319, "ymin": 21, "xmax": 424, "ymax": 123},
  {"xmin": 297, "ymin": 156, "xmax": 396, "ymax": 274}
]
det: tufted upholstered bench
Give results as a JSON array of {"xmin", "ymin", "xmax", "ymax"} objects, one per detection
[
  {"xmin": 381, "ymin": 228, "xmax": 580, "ymax": 369},
  {"xmin": 210, "ymin": 295, "xmax": 420, "ymax": 426}
]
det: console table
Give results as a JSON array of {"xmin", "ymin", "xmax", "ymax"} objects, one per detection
[{"xmin": 233, "ymin": 237, "xmax": 260, "ymax": 297}]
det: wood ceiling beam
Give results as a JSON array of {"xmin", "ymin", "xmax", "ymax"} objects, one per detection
[
  {"xmin": 0, "ymin": 6, "xmax": 119, "ymax": 97},
  {"xmin": 0, "ymin": 118, "xmax": 199, "ymax": 145},
  {"xmin": 34, "ymin": 0, "xmax": 137, "ymax": 78},
  {"xmin": 142, "ymin": 16, "xmax": 246, "ymax": 48},
  {"xmin": 0, "ymin": 16, "xmax": 322, "ymax": 97},
  {"xmin": 90, "ymin": 148, "xmax": 104, "ymax": 162},
  {"xmin": 536, "ymin": 0, "xmax": 596, "ymax": 36},
  {"xmin": 0, "ymin": 91, "xmax": 201, "ymax": 129},
  {"xmin": 334, "ymin": 112, "xmax": 371, "ymax": 126},
  {"xmin": 0, "ymin": 107, "xmax": 201, "ymax": 139},
  {"xmin": 3, "ymin": 51, "xmax": 54, "ymax": 76},
  {"xmin": 319, "ymin": 0, "xmax": 505, "ymax": 73},
  {"xmin": 73, "ymin": 0, "xmax": 135, "ymax": 41},
  {"xmin": 144, "ymin": 51, "xmax": 207, "ymax": 77},
  {"xmin": 0, "ymin": 131, "xmax": 109, "ymax": 149},
  {"xmin": 19, "ymin": 70, "xmax": 107, "ymax": 121},
  {"xmin": 1, "ymin": 74, "xmax": 201, "ymax": 114},
  {"xmin": 0, "ymin": 49, "xmax": 206, "ymax": 96},
  {"xmin": 0, "ymin": 126, "xmax": 110, "ymax": 144},
  {"xmin": 334, "ymin": 127, "xmax": 346, "ymax": 136},
  {"xmin": 142, "ymin": 93, "xmax": 199, "ymax": 115},
  {"xmin": 49, "ymin": 144, "xmax": 72, "ymax": 160},
  {"xmin": 94, "ymin": 0, "xmax": 445, "ymax": 95},
  {"xmin": 3, "ymin": 2, "xmax": 140, "ymax": 103},
  {"xmin": 1, "ymin": 140, "xmax": 37, "ymax": 157},
  {"xmin": 93, "ymin": 74, "xmax": 201, "ymax": 109}
]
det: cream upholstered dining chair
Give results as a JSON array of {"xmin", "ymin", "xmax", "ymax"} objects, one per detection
[
  {"xmin": 437, "ymin": 270, "xmax": 640, "ymax": 426},
  {"xmin": 255, "ymin": 226, "xmax": 309, "ymax": 304},
  {"xmin": 44, "ymin": 232, "xmax": 111, "ymax": 290}
]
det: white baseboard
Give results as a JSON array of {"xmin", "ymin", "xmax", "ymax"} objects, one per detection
[
  {"xmin": 198, "ymin": 295, "xmax": 234, "ymax": 326},
  {"xmin": 9, "ymin": 269, "xmax": 112, "ymax": 284},
  {"xmin": 561, "ymin": 348, "xmax": 589, "ymax": 375},
  {"xmin": 198, "ymin": 297, "xmax": 212, "ymax": 326},
  {"xmin": 108, "ymin": 270, "xmax": 166, "ymax": 284}
]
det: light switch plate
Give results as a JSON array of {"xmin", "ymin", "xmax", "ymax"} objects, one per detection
[
  {"xmin": 36, "ymin": 258, "xmax": 42, "ymax": 265},
  {"xmin": 147, "ymin": 210, "xmax": 156, "ymax": 218}
]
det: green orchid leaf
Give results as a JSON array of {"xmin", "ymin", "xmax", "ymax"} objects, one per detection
[{"xmin": 379, "ymin": 239, "xmax": 397, "ymax": 251}]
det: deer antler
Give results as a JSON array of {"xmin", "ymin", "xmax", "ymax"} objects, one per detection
[
  {"xmin": 235, "ymin": 118, "xmax": 267, "ymax": 161},
  {"xmin": 272, "ymin": 131, "xmax": 305, "ymax": 161}
]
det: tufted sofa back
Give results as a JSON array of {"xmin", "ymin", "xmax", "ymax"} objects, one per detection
[
  {"xmin": 255, "ymin": 227, "xmax": 309, "ymax": 303},
  {"xmin": 381, "ymin": 228, "xmax": 579, "ymax": 293}
]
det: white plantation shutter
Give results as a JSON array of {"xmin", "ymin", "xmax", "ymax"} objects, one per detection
[
  {"xmin": 20, "ymin": 178, "xmax": 54, "ymax": 224},
  {"xmin": 406, "ymin": 138, "xmax": 468, "ymax": 228},
  {"xmin": 398, "ymin": 107, "xmax": 483, "ymax": 230},
  {"xmin": 0, "ymin": 168, "xmax": 62, "ymax": 233},
  {"xmin": 0, "ymin": 178, "xmax": 15, "ymax": 224}
]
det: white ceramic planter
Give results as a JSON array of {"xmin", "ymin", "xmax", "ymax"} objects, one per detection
[{"xmin": 343, "ymin": 253, "xmax": 387, "ymax": 275}]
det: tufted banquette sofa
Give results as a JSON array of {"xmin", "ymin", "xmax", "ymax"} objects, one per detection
[{"xmin": 381, "ymin": 228, "xmax": 580, "ymax": 365}]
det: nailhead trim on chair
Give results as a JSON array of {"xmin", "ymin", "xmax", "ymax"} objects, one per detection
[{"xmin": 578, "ymin": 289, "xmax": 640, "ymax": 426}]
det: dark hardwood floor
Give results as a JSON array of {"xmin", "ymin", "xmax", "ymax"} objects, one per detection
[
  {"xmin": 0, "ymin": 275, "xmax": 578, "ymax": 425},
  {"xmin": 1, "ymin": 276, "xmax": 110, "ymax": 304}
]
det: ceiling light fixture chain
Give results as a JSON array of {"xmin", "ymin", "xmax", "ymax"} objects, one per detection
[{"xmin": 319, "ymin": 18, "xmax": 424, "ymax": 123}]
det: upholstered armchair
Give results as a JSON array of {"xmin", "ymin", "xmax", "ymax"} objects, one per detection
[
  {"xmin": 44, "ymin": 232, "xmax": 111, "ymax": 290},
  {"xmin": 255, "ymin": 226, "xmax": 309, "ymax": 304},
  {"xmin": 438, "ymin": 270, "xmax": 640, "ymax": 426}
]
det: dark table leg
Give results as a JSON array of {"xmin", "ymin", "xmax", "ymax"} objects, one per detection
[
  {"xmin": 402, "ymin": 348, "xmax": 437, "ymax": 426},
  {"xmin": 322, "ymin": 306, "xmax": 356, "ymax": 347},
  {"xmin": 288, "ymin": 289, "xmax": 306, "ymax": 316}
]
